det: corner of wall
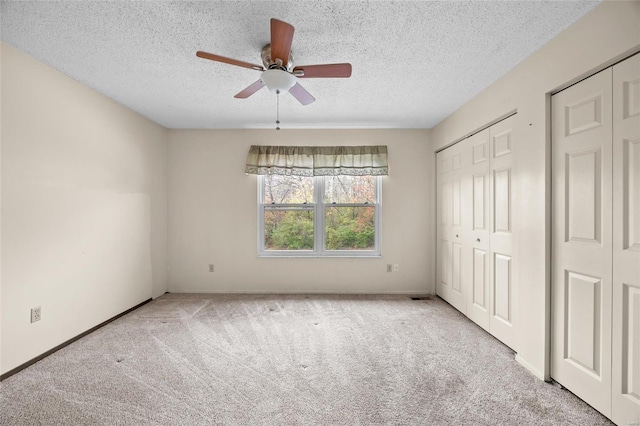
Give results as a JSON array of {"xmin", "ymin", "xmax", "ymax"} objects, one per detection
[{"xmin": 151, "ymin": 127, "xmax": 170, "ymax": 299}]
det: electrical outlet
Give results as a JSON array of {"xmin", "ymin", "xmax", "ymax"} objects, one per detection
[
  {"xmin": 393, "ymin": 264, "xmax": 400, "ymax": 272},
  {"xmin": 387, "ymin": 264, "xmax": 393, "ymax": 272},
  {"xmin": 209, "ymin": 264, "xmax": 214, "ymax": 272},
  {"xmin": 31, "ymin": 306, "xmax": 41, "ymax": 323}
]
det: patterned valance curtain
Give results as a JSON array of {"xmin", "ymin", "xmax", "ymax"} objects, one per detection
[{"xmin": 245, "ymin": 145, "xmax": 388, "ymax": 176}]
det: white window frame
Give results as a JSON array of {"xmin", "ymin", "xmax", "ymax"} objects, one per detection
[{"xmin": 258, "ymin": 175, "xmax": 382, "ymax": 257}]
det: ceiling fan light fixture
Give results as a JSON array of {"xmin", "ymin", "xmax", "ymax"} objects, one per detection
[
  {"xmin": 260, "ymin": 69, "xmax": 296, "ymax": 93},
  {"xmin": 197, "ymin": 18, "xmax": 350, "ymax": 106}
]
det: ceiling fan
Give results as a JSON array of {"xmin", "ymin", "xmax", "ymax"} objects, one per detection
[{"xmin": 196, "ymin": 18, "xmax": 352, "ymax": 106}]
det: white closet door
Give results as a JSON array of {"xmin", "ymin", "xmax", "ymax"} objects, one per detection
[
  {"xmin": 437, "ymin": 139, "xmax": 471, "ymax": 314},
  {"xmin": 466, "ymin": 129, "xmax": 491, "ymax": 331},
  {"xmin": 450, "ymin": 140, "xmax": 471, "ymax": 314},
  {"xmin": 437, "ymin": 146, "xmax": 454, "ymax": 305},
  {"xmin": 436, "ymin": 117, "xmax": 518, "ymax": 349},
  {"xmin": 551, "ymin": 68, "xmax": 613, "ymax": 417},
  {"xmin": 489, "ymin": 116, "xmax": 517, "ymax": 349},
  {"xmin": 612, "ymin": 53, "xmax": 640, "ymax": 426}
]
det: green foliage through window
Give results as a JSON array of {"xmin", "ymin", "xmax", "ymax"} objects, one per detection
[
  {"xmin": 325, "ymin": 207, "xmax": 375, "ymax": 250},
  {"xmin": 265, "ymin": 210, "xmax": 314, "ymax": 250},
  {"xmin": 260, "ymin": 175, "xmax": 380, "ymax": 255}
]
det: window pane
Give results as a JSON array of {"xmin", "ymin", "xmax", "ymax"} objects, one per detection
[
  {"xmin": 264, "ymin": 209, "xmax": 314, "ymax": 250},
  {"xmin": 324, "ymin": 175, "xmax": 375, "ymax": 203},
  {"xmin": 325, "ymin": 206, "xmax": 375, "ymax": 250},
  {"xmin": 263, "ymin": 175, "xmax": 313, "ymax": 204}
]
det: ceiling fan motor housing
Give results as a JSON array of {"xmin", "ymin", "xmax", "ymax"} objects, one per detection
[{"xmin": 261, "ymin": 44, "xmax": 294, "ymax": 72}]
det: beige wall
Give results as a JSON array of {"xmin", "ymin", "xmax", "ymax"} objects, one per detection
[
  {"xmin": 167, "ymin": 129, "xmax": 433, "ymax": 294},
  {"xmin": 0, "ymin": 44, "xmax": 3, "ymax": 375},
  {"xmin": 0, "ymin": 44, "xmax": 168, "ymax": 374},
  {"xmin": 3, "ymin": 0, "xmax": 636, "ymax": 382},
  {"xmin": 429, "ymin": 0, "xmax": 640, "ymax": 379}
]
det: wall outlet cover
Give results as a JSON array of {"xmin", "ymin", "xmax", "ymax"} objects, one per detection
[{"xmin": 31, "ymin": 306, "xmax": 41, "ymax": 323}]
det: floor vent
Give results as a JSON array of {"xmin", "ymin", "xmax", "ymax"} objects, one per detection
[{"xmin": 410, "ymin": 296, "xmax": 433, "ymax": 301}]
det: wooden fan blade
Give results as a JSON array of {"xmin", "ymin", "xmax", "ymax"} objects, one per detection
[
  {"xmin": 270, "ymin": 18, "xmax": 294, "ymax": 66},
  {"xmin": 289, "ymin": 82, "xmax": 315, "ymax": 105},
  {"xmin": 293, "ymin": 63, "xmax": 352, "ymax": 78},
  {"xmin": 234, "ymin": 80, "xmax": 266, "ymax": 99},
  {"xmin": 196, "ymin": 51, "xmax": 264, "ymax": 71}
]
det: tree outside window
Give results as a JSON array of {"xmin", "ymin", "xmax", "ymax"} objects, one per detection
[{"xmin": 259, "ymin": 175, "xmax": 381, "ymax": 256}]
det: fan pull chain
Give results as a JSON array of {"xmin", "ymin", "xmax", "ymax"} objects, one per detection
[{"xmin": 275, "ymin": 90, "xmax": 281, "ymax": 131}]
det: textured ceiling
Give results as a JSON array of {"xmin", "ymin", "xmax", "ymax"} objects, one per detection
[{"xmin": 1, "ymin": 1, "xmax": 600, "ymax": 129}]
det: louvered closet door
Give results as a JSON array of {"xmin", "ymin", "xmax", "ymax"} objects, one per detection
[
  {"xmin": 551, "ymin": 68, "xmax": 613, "ymax": 417},
  {"xmin": 465, "ymin": 129, "xmax": 491, "ymax": 331},
  {"xmin": 489, "ymin": 116, "xmax": 516, "ymax": 350},
  {"xmin": 612, "ymin": 53, "xmax": 640, "ymax": 426}
]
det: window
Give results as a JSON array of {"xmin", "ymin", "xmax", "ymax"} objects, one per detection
[
  {"xmin": 258, "ymin": 175, "xmax": 381, "ymax": 257},
  {"xmin": 247, "ymin": 144, "xmax": 388, "ymax": 257}
]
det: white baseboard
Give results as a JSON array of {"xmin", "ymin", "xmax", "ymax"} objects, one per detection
[
  {"xmin": 515, "ymin": 354, "xmax": 546, "ymax": 381},
  {"xmin": 166, "ymin": 289, "xmax": 433, "ymax": 295}
]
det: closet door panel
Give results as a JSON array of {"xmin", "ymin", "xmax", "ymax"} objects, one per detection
[
  {"xmin": 436, "ymin": 149, "xmax": 453, "ymax": 302},
  {"xmin": 448, "ymin": 140, "xmax": 471, "ymax": 313},
  {"xmin": 452, "ymin": 178, "xmax": 462, "ymax": 228},
  {"xmin": 551, "ymin": 67, "xmax": 613, "ymax": 417},
  {"xmin": 473, "ymin": 175, "xmax": 487, "ymax": 229},
  {"xmin": 452, "ymin": 242, "xmax": 463, "ymax": 293},
  {"xmin": 612, "ymin": 53, "xmax": 640, "ymax": 426},
  {"xmin": 437, "ymin": 138, "xmax": 472, "ymax": 315},
  {"xmin": 472, "ymin": 249, "xmax": 488, "ymax": 308},
  {"xmin": 493, "ymin": 168, "xmax": 511, "ymax": 234},
  {"xmin": 466, "ymin": 129, "xmax": 491, "ymax": 331},
  {"xmin": 489, "ymin": 116, "xmax": 517, "ymax": 350},
  {"xmin": 622, "ymin": 139, "xmax": 640, "ymax": 250}
]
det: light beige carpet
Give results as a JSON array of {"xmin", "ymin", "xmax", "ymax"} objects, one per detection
[{"xmin": 0, "ymin": 294, "xmax": 611, "ymax": 425}]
